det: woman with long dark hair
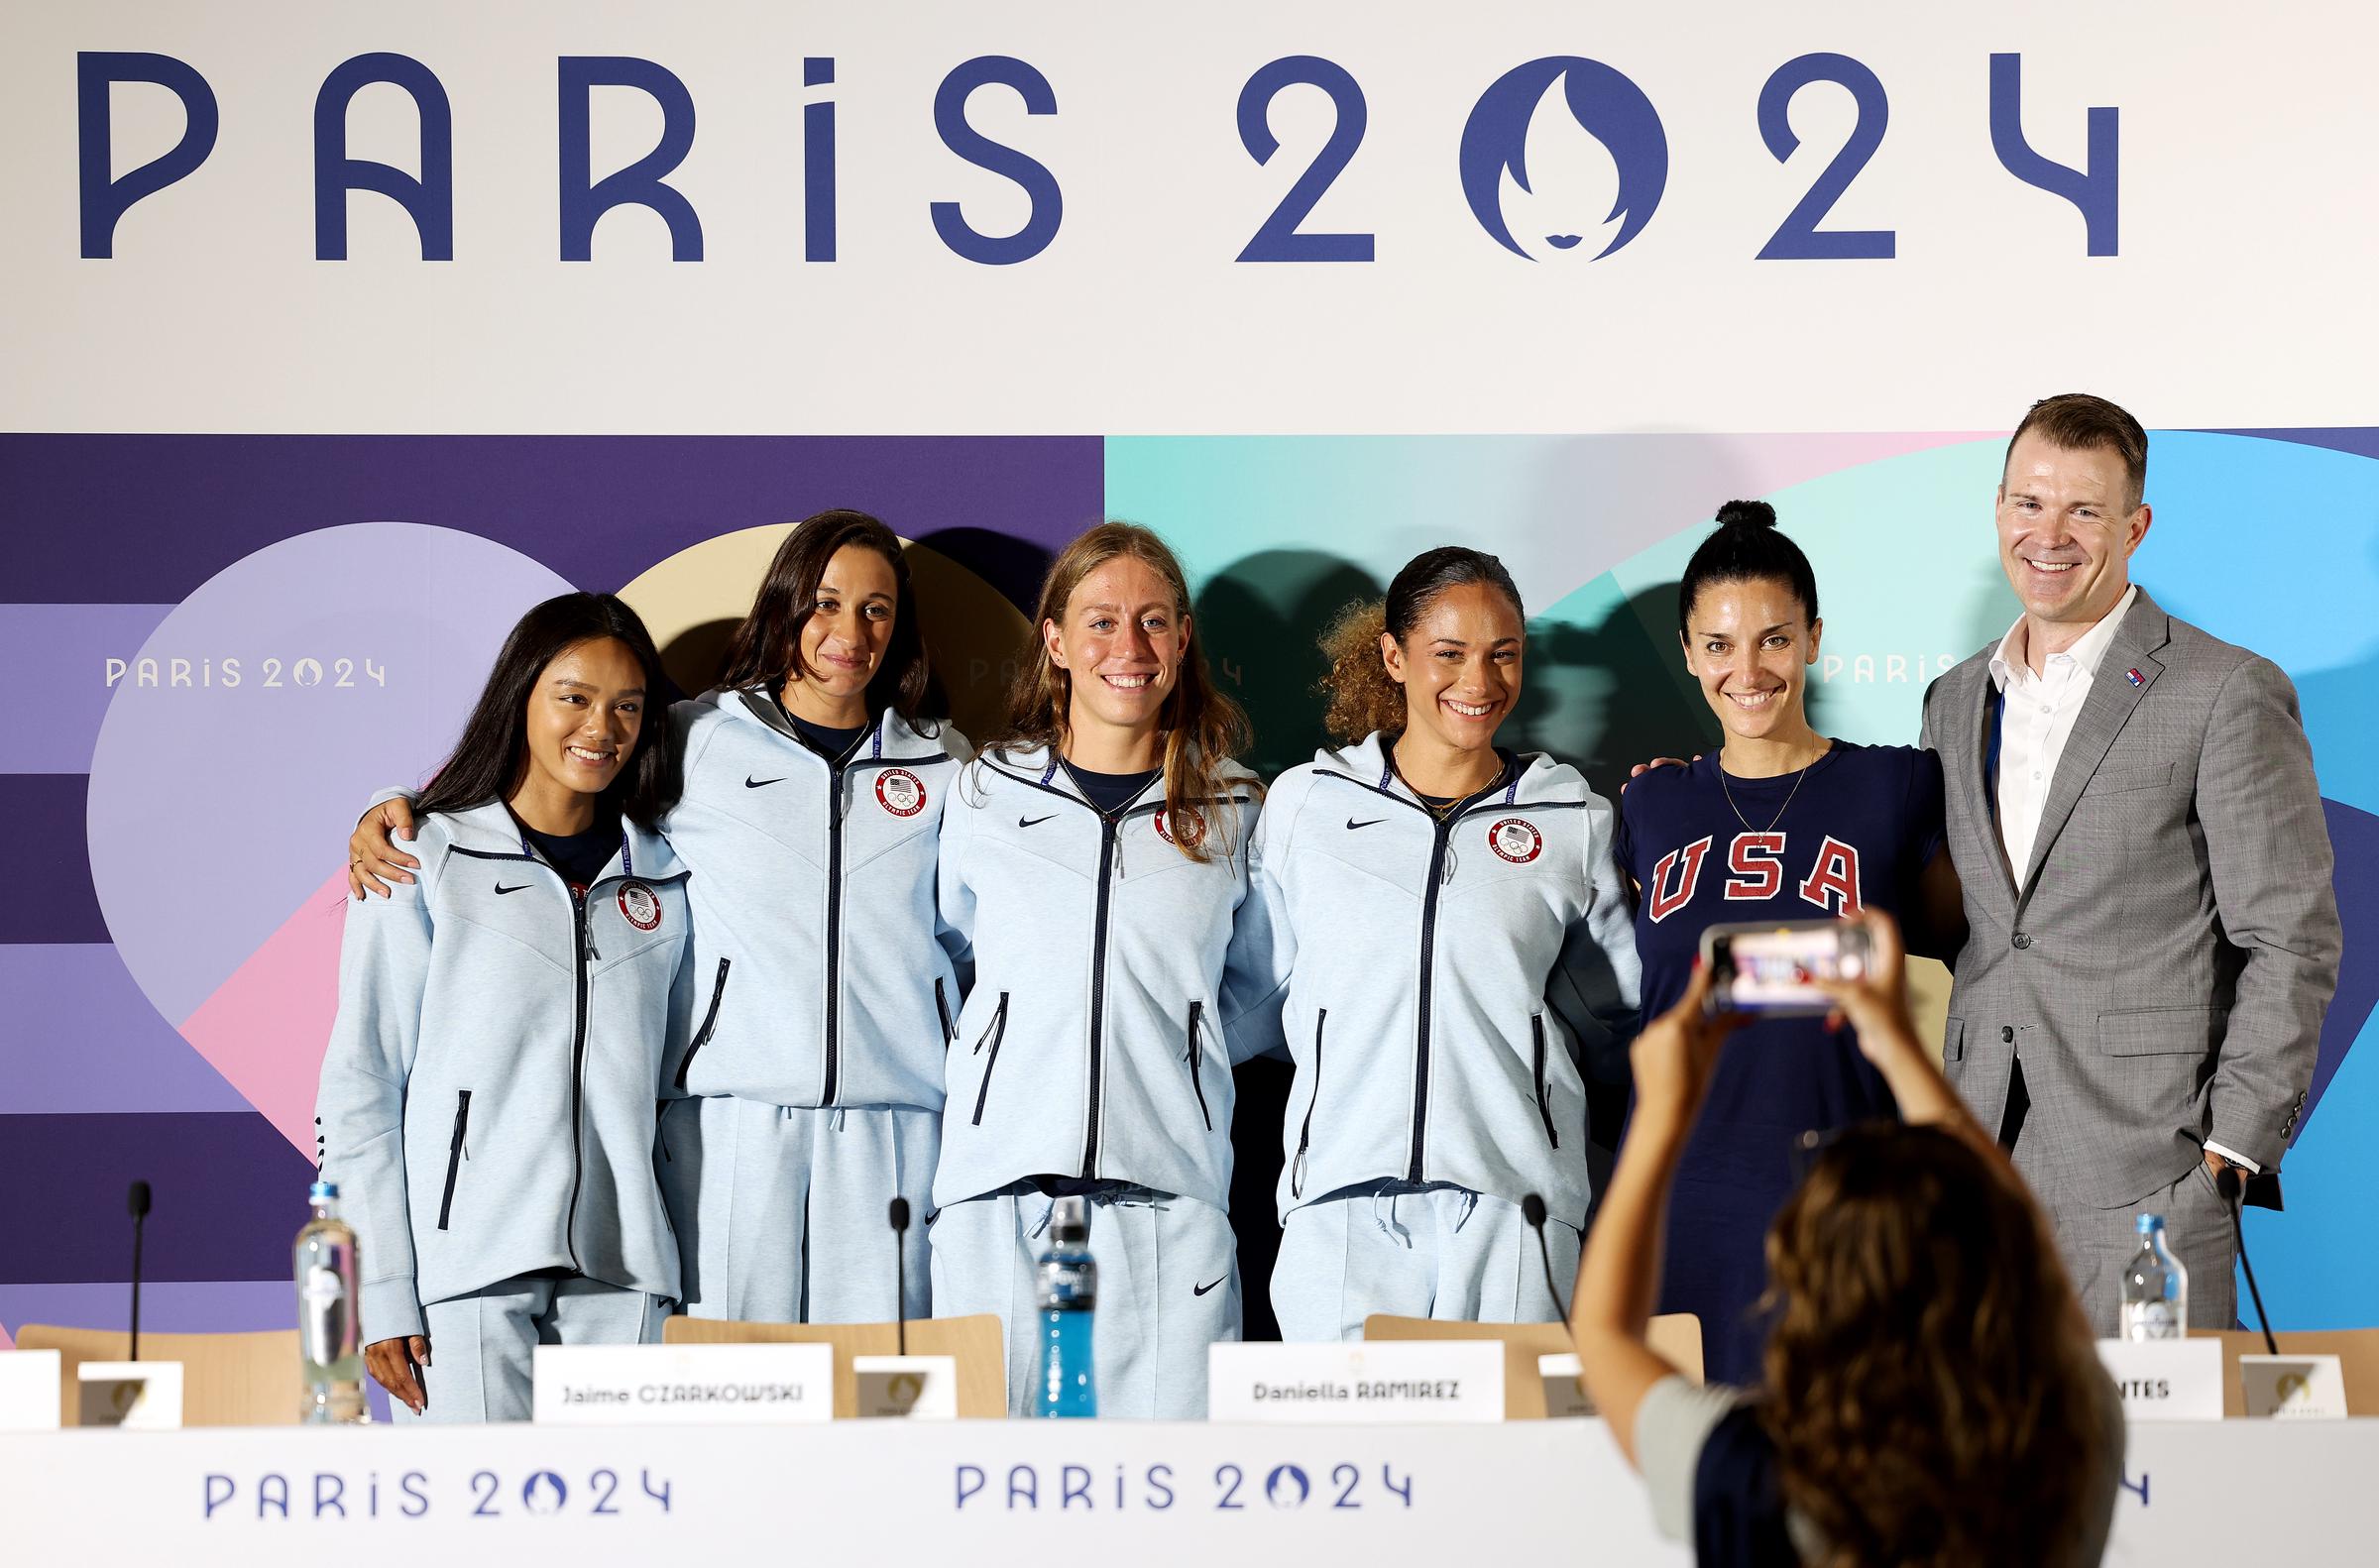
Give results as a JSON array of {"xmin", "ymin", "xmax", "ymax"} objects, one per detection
[
  {"xmin": 1573, "ymin": 911, "xmax": 2119, "ymax": 1566},
  {"xmin": 1234, "ymin": 546, "xmax": 1641, "ymax": 1340},
  {"xmin": 930, "ymin": 521, "xmax": 1269, "ymax": 1416},
  {"xmin": 317, "ymin": 593, "xmax": 690, "ymax": 1421},
  {"xmin": 348, "ymin": 509, "xmax": 962, "ymax": 1325},
  {"xmin": 1615, "ymin": 500, "xmax": 1961, "ymax": 1385}
]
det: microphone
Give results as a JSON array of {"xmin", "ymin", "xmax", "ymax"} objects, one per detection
[
  {"xmin": 1521, "ymin": 1193, "xmax": 1567, "ymax": 1320},
  {"xmin": 2214, "ymin": 1166, "xmax": 2279, "ymax": 1357},
  {"xmin": 126, "ymin": 1179, "xmax": 152, "ymax": 1361},
  {"xmin": 888, "ymin": 1197, "xmax": 912, "ymax": 1357}
]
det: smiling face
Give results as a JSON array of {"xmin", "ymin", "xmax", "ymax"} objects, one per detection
[
  {"xmin": 517, "ymin": 635, "xmax": 646, "ymax": 808},
  {"xmin": 1044, "ymin": 554, "xmax": 1189, "ymax": 739},
  {"xmin": 1996, "ymin": 433, "xmax": 2151, "ymax": 637},
  {"xmin": 1681, "ymin": 577, "xmax": 1821, "ymax": 745},
  {"xmin": 1384, "ymin": 581, "xmax": 1524, "ymax": 755},
  {"xmin": 793, "ymin": 542, "xmax": 898, "ymax": 703}
]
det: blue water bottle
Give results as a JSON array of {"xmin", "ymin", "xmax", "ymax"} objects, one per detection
[{"xmin": 1034, "ymin": 1194, "xmax": 1097, "ymax": 1417}]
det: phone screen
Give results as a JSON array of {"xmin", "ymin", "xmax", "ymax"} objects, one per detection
[{"xmin": 1707, "ymin": 923, "xmax": 1868, "ymax": 1014}]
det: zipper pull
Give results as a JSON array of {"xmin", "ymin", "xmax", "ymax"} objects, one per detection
[{"xmin": 1440, "ymin": 843, "xmax": 1458, "ymax": 886}]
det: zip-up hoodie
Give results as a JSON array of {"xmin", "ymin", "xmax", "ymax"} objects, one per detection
[
  {"xmin": 1233, "ymin": 732, "xmax": 1642, "ymax": 1227},
  {"xmin": 315, "ymin": 801, "xmax": 691, "ymax": 1344},
  {"xmin": 661, "ymin": 694, "xmax": 967, "ymax": 1110},
  {"xmin": 932, "ymin": 744, "xmax": 1269, "ymax": 1210}
]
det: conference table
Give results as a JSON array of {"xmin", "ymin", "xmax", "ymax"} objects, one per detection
[{"xmin": 6, "ymin": 1416, "xmax": 2372, "ymax": 1562}]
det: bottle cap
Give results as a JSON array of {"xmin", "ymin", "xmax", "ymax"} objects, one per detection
[
  {"xmin": 2136, "ymin": 1212, "xmax": 2164, "ymax": 1234},
  {"xmin": 309, "ymin": 1179, "xmax": 339, "ymax": 1202},
  {"xmin": 1049, "ymin": 1194, "xmax": 1091, "ymax": 1247}
]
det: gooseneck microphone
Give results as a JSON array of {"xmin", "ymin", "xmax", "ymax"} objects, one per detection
[
  {"xmin": 1521, "ymin": 1193, "xmax": 1567, "ymax": 1319},
  {"xmin": 126, "ymin": 1180, "xmax": 153, "ymax": 1361},
  {"xmin": 2214, "ymin": 1167, "xmax": 2280, "ymax": 1357},
  {"xmin": 888, "ymin": 1197, "xmax": 912, "ymax": 1357}
]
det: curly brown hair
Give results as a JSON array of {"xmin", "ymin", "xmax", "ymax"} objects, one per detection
[
  {"xmin": 1315, "ymin": 546, "xmax": 1526, "ymax": 744},
  {"xmin": 985, "ymin": 521, "xmax": 1252, "ymax": 861},
  {"xmin": 1758, "ymin": 1123, "xmax": 2110, "ymax": 1567}
]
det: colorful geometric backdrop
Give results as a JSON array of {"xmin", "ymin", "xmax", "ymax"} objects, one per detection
[{"xmin": 5, "ymin": 426, "xmax": 2371, "ymax": 1346}]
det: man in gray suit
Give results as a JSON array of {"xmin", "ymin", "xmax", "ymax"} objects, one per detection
[{"xmin": 1921, "ymin": 392, "xmax": 2340, "ymax": 1332}]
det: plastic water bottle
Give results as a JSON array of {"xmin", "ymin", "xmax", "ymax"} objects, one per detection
[
  {"xmin": 295, "ymin": 1179, "xmax": 367, "ymax": 1423},
  {"xmin": 2120, "ymin": 1213, "xmax": 2189, "ymax": 1341},
  {"xmin": 1034, "ymin": 1195, "xmax": 1097, "ymax": 1417}
]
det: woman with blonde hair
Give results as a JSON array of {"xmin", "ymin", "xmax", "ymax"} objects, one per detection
[
  {"xmin": 931, "ymin": 521, "xmax": 1272, "ymax": 1417},
  {"xmin": 1232, "ymin": 546, "xmax": 1641, "ymax": 1340},
  {"xmin": 1572, "ymin": 910, "xmax": 2121, "ymax": 1566}
]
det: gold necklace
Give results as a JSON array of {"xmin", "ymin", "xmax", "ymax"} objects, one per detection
[{"xmin": 1717, "ymin": 745, "xmax": 1826, "ymax": 835}]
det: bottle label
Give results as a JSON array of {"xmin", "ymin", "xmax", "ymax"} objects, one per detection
[{"xmin": 301, "ymin": 1264, "xmax": 352, "ymax": 1365}]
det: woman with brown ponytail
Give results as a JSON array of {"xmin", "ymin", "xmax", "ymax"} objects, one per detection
[
  {"xmin": 1231, "ymin": 547, "xmax": 1642, "ymax": 1341},
  {"xmin": 929, "ymin": 522, "xmax": 1274, "ymax": 1416}
]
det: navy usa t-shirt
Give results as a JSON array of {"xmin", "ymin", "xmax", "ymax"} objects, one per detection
[{"xmin": 1615, "ymin": 741, "xmax": 1945, "ymax": 1386}]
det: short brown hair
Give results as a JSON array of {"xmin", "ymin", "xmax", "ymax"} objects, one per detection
[{"xmin": 2005, "ymin": 393, "xmax": 2148, "ymax": 509}]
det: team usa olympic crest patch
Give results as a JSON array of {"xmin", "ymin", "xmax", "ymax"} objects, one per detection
[
  {"xmin": 1487, "ymin": 818, "xmax": 1542, "ymax": 864},
  {"xmin": 875, "ymin": 767, "xmax": 927, "ymax": 818},
  {"xmin": 617, "ymin": 880, "xmax": 662, "ymax": 932},
  {"xmin": 1153, "ymin": 810, "xmax": 1176, "ymax": 845}
]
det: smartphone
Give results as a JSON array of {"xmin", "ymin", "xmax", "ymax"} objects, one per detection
[{"xmin": 1700, "ymin": 920, "xmax": 1871, "ymax": 1016}]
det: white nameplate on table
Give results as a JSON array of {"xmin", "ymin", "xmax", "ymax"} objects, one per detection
[
  {"xmin": 1208, "ymin": 1340, "xmax": 1503, "ymax": 1423},
  {"xmin": 853, "ymin": 1354, "xmax": 958, "ymax": 1419},
  {"xmin": 2239, "ymin": 1353, "xmax": 2349, "ymax": 1420},
  {"xmin": 2096, "ymin": 1338, "xmax": 2223, "ymax": 1421},
  {"xmin": 75, "ymin": 1360, "xmax": 183, "ymax": 1429},
  {"xmin": 0, "ymin": 1350, "xmax": 61, "ymax": 1431},
  {"xmin": 533, "ymin": 1343, "xmax": 833, "ymax": 1424},
  {"xmin": 1536, "ymin": 1352, "xmax": 1594, "ymax": 1418}
]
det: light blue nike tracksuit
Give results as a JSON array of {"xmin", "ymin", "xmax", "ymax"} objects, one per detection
[
  {"xmin": 371, "ymin": 696, "xmax": 963, "ymax": 1327},
  {"xmin": 928, "ymin": 745, "xmax": 1269, "ymax": 1417},
  {"xmin": 655, "ymin": 694, "xmax": 964, "ymax": 1325},
  {"xmin": 1232, "ymin": 733, "xmax": 1643, "ymax": 1342},
  {"xmin": 315, "ymin": 802, "xmax": 690, "ymax": 1422}
]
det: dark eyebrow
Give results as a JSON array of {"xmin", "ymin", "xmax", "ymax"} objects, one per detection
[
  {"xmin": 1429, "ymin": 636, "xmax": 1522, "ymax": 648},
  {"xmin": 816, "ymin": 581, "xmax": 892, "ymax": 602},
  {"xmin": 554, "ymin": 678, "xmax": 645, "ymax": 696}
]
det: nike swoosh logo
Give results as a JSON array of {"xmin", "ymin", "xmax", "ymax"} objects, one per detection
[
  {"xmin": 1345, "ymin": 818, "xmax": 1383, "ymax": 831},
  {"xmin": 744, "ymin": 775, "xmax": 784, "ymax": 789},
  {"xmin": 494, "ymin": 883, "xmax": 529, "ymax": 895},
  {"xmin": 1019, "ymin": 814, "xmax": 1055, "ymax": 828},
  {"xmin": 1192, "ymin": 1275, "xmax": 1228, "ymax": 1296}
]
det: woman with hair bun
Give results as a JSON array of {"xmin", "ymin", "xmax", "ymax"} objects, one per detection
[
  {"xmin": 1233, "ymin": 546, "xmax": 1642, "ymax": 1341},
  {"xmin": 1616, "ymin": 500, "xmax": 1961, "ymax": 1386}
]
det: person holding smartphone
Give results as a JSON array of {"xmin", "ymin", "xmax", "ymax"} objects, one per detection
[
  {"xmin": 317, "ymin": 594, "xmax": 690, "ymax": 1421},
  {"xmin": 1572, "ymin": 910, "xmax": 2120, "ymax": 1565},
  {"xmin": 348, "ymin": 511, "xmax": 962, "ymax": 1327},
  {"xmin": 1234, "ymin": 546, "xmax": 1642, "ymax": 1342},
  {"xmin": 1617, "ymin": 502, "xmax": 1961, "ymax": 1386}
]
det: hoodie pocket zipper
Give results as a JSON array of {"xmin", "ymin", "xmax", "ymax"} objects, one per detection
[
  {"xmin": 1531, "ymin": 1013, "xmax": 1559, "ymax": 1150},
  {"xmin": 436, "ymin": 1089, "xmax": 472, "ymax": 1230},
  {"xmin": 1290, "ymin": 1010, "xmax": 1326, "ymax": 1198},
  {"xmin": 1186, "ymin": 1000, "xmax": 1213, "ymax": 1132},
  {"xmin": 935, "ymin": 977, "xmax": 956, "ymax": 1049},
  {"xmin": 968, "ymin": 991, "xmax": 1011, "ymax": 1127},
  {"xmin": 674, "ymin": 956, "xmax": 732, "ymax": 1092}
]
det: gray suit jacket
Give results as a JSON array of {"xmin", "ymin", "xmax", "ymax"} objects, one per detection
[{"xmin": 1920, "ymin": 588, "xmax": 2340, "ymax": 1207}]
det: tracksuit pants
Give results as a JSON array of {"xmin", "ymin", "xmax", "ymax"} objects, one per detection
[
  {"xmin": 395, "ymin": 1272, "xmax": 671, "ymax": 1424},
  {"xmin": 1271, "ymin": 1181, "xmax": 1581, "ymax": 1343}
]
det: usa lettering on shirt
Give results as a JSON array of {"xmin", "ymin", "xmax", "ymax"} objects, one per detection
[{"xmin": 1645, "ymin": 832, "xmax": 1863, "ymax": 923}]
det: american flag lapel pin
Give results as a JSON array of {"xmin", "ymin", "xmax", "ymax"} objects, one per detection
[{"xmin": 2125, "ymin": 667, "xmax": 2145, "ymax": 688}]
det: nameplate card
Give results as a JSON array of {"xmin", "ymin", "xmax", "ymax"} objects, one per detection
[
  {"xmin": 75, "ymin": 1360, "xmax": 183, "ymax": 1429},
  {"xmin": 0, "ymin": 1351, "xmax": 61, "ymax": 1431},
  {"xmin": 533, "ymin": 1343, "xmax": 833, "ymax": 1424},
  {"xmin": 2096, "ymin": 1338, "xmax": 2222, "ymax": 1421},
  {"xmin": 1536, "ymin": 1352, "xmax": 1594, "ymax": 1418},
  {"xmin": 1208, "ymin": 1340, "xmax": 1503, "ymax": 1423},
  {"xmin": 2239, "ymin": 1353, "xmax": 2349, "ymax": 1420},
  {"xmin": 853, "ymin": 1355, "xmax": 959, "ymax": 1419}
]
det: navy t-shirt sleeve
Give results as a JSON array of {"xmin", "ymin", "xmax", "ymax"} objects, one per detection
[{"xmin": 1904, "ymin": 746, "xmax": 1947, "ymax": 869}]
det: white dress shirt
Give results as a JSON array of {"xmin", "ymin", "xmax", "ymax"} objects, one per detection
[{"xmin": 1987, "ymin": 585, "xmax": 2255, "ymax": 1174}]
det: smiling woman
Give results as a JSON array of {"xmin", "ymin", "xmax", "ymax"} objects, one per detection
[
  {"xmin": 317, "ymin": 592, "xmax": 691, "ymax": 1423},
  {"xmin": 1230, "ymin": 545, "xmax": 1643, "ymax": 1344}
]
